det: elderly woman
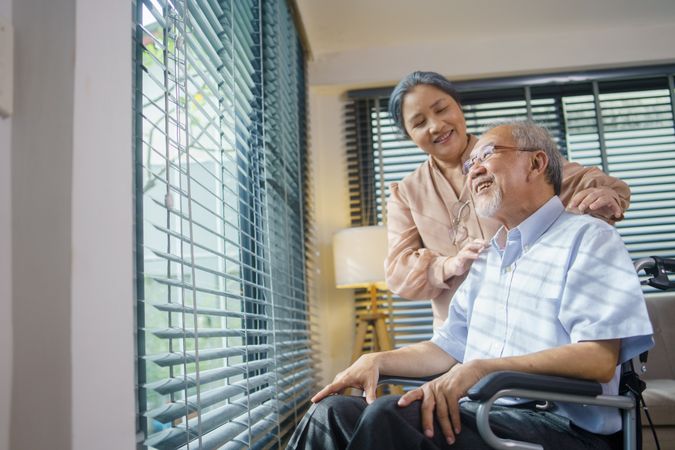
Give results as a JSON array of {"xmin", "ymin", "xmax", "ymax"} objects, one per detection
[{"xmin": 385, "ymin": 71, "xmax": 630, "ymax": 329}]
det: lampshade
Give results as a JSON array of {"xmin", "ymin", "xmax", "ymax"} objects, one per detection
[{"xmin": 332, "ymin": 225, "xmax": 388, "ymax": 290}]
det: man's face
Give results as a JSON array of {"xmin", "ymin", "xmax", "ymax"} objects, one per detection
[{"xmin": 468, "ymin": 126, "xmax": 534, "ymax": 220}]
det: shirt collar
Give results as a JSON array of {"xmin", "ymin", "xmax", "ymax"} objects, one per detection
[{"xmin": 491, "ymin": 196, "xmax": 565, "ymax": 253}]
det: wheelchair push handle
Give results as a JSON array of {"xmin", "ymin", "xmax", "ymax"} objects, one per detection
[{"xmin": 634, "ymin": 256, "xmax": 675, "ymax": 291}]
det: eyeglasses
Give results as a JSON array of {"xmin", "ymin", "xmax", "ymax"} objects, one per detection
[
  {"xmin": 462, "ymin": 144, "xmax": 538, "ymax": 175},
  {"xmin": 449, "ymin": 180, "xmax": 485, "ymax": 245},
  {"xmin": 449, "ymin": 199, "xmax": 471, "ymax": 244}
]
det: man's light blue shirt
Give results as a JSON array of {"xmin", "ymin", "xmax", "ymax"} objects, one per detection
[{"xmin": 431, "ymin": 196, "xmax": 654, "ymax": 434}]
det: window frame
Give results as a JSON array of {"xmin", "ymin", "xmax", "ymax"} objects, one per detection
[{"xmin": 133, "ymin": 0, "xmax": 316, "ymax": 448}]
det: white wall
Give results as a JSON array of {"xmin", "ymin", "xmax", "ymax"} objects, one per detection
[
  {"xmin": 307, "ymin": 18, "xmax": 675, "ymax": 382},
  {"xmin": 9, "ymin": 0, "xmax": 135, "ymax": 449},
  {"xmin": 11, "ymin": 1, "xmax": 75, "ymax": 447},
  {"xmin": 0, "ymin": 0, "xmax": 12, "ymax": 447},
  {"xmin": 310, "ymin": 21, "xmax": 675, "ymax": 88},
  {"xmin": 309, "ymin": 89, "xmax": 355, "ymax": 385}
]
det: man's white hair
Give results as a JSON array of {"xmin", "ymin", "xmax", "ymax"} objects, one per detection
[{"xmin": 482, "ymin": 120, "xmax": 563, "ymax": 195}]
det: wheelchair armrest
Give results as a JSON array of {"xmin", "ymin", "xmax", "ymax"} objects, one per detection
[
  {"xmin": 378, "ymin": 373, "xmax": 444, "ymax": 387},
  {"xmin": 467, "ymin": 371, "xmax": 635, "ymax": 450},
  {"xmin": 467, "ymin": 371, "xmax": 603, "ymax": 401}
]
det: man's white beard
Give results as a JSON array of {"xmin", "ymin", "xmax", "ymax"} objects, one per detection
[{"xmin": 475, "ymin": 187, "xmax": 502, "ymax": 218}]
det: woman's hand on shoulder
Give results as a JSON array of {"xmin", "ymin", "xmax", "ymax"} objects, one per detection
[
  {"xmin": 567, "ymin": 187, "xmax": 623, "ymax": 220},
  {"xmin": 443, "ymin": 239, "xmax": 488, "ymax": 279}
]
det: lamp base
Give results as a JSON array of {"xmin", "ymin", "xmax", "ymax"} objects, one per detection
[
  {"xmin": 349, "ymin": 285, "xmax": 403, "ymax": 395},
  {"xmin": 351, "ymin": 310, "xmax": 403, "ymax": 396},
  {"xmin": 351, "ymin": 311, "xmax": 393, "ymax": 361},
  {"xmin": 351, "ymin": 285, "xmax": 393, "ymax": 360}
]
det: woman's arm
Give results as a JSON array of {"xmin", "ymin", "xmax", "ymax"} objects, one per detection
[
  {"xmin": 385, "ymin": 183, "xmax": 448, "ymax": 300},
  {"xmin": 384, "ymin": 183, "xmax": 485, "ymax": 300},
  {"xmin": 560, "ymin": 159, "xmax": 631, "ymax": 223}
]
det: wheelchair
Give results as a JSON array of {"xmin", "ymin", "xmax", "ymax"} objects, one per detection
[{"xmin": 379, "ymin": 256, "xmax": 675, "ymax": 450}]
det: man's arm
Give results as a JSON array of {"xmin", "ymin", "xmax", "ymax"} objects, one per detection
[
  {"xmin": 398, "ymin": 339, "xmax": 619, "ymax": 446},
  {"xmin": 311, "ymin": 341, "xmax": 458, "ymax": 404},
  {"xmin": 475, "ymin": 339, "xmax": 620, "ymax": 382}
]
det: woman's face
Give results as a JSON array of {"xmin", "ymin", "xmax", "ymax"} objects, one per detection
[{"xmin": 401, "ymin": 84, "xmax": 468, "ymax": 165}]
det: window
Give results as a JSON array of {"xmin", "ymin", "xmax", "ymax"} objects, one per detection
[
  {"xmin": 133, "ymin": 0, "xmax": 316, "ymax": 448},
  {"xmin": 345, "ymin": 66, "xmax": 675, "ymax": 346}
]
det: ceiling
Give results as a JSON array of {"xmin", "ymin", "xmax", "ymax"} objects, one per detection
[{"xmin": 295, "ymin": 0, "xmax": 675, "ymax": 59}]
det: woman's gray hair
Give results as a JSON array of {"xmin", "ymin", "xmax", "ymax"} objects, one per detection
[
  {"xmin": 483, "ymin": 120, "xmax": 563, "ymax": 195},
  {"xmin": 388, "ymin": 71, "xmax": 461, "ymax": 137}
]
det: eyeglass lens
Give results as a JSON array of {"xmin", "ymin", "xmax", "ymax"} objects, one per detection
[{"xmin": 463, "ymin": 144, "xmax": 494, "ymax": 174}]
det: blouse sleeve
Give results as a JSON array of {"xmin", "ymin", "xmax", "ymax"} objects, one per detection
[
  {"xmin": 384, "ymin": 182, "xmax": 456, "ymax": 300},
  {"xmin": 560, "ymin": 158, "xmax": 631, "ymax": 224}
]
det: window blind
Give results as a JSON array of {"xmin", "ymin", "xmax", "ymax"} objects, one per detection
[
  {"xmin": 261, "ymin": 0, "xmax": 319, "ymax": 442},
  {"xmin": 134, "ymin": 0, "xmax": 315, "ymax": 448},
  {"xmin": 345, "ymin": 66, "xmax": 675, "ymax": 348}
]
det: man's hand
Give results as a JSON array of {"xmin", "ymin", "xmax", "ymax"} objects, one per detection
[
  {"xmin": 444, "ymin": 239, "xmax": 488, "ymax": 278},
  {"xmin": 567, "ymin": 187, "xmax": 622, "ymax": 220},
  {"xmin": 397, "ymin": 361, "xmax": 487, "ymax": 445},
  {"xmin": 311, "ymin": 353, "xmax": 381, "ymax": 404}
]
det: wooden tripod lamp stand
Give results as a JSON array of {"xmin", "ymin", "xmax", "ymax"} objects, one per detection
[{"xmin": 333, "ymin": 225, "xmax": 394, "ymax": 362}]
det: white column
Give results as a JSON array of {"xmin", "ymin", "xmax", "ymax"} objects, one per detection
[
  {"xmin": 71, "ymin": 1, "xmax": 135, "ymax": 449},
  {"xmin": 10, "ymin": 0, "xmax": 135, "ymax": 448}
]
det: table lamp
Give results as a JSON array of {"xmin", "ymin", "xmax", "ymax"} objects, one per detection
[{"xmin": 333, "ymin": 225, "xmax": 393, "ymax": 362}]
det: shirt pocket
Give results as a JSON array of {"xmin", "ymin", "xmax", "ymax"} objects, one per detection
[{"xmin": 511, "ymin": 262, "xmax": 564, "ymax": 317}]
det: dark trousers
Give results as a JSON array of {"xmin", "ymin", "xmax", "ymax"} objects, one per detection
[{"xmin": 287, "ymin": 395, "xmax": 617, "ymax": 450}]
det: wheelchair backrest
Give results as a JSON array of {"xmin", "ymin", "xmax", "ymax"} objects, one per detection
[{"xmin": 643, "ymin": 293, "xmax": 675, "ymax": 380}]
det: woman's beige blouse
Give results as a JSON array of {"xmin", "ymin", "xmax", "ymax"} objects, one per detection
[{"xmin": 384, "ymin": 153, "xmax": 631, "ymax": 329}]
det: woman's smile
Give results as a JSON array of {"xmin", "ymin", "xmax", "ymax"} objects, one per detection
[{"xmin": 433, "ymin": 129, "xmax": 454, "ymax": 144}]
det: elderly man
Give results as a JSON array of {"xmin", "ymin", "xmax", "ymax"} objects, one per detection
[{"xmin": 288, "ymin": 121, "xmax": 653, "ymax": 450}]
